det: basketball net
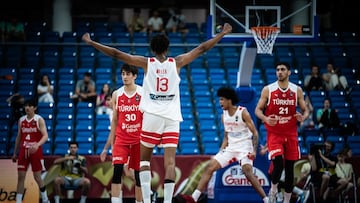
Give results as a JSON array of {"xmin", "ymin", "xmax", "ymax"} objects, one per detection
[{"xmin": 251, "ymin": 26, "xmax": 280, "ymax": 54}]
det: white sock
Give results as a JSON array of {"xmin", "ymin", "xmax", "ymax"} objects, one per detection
[
  {"xmin": 263, "ymin": 196, "xmax": 269, "ymax": 203},
  {"xmin": 111, "ymin": 197, "xmax": 121, "ymax": 203},
  {"xmin": 79, "ymin": 195, "xmax": 87, "ymax": 203},
  {"xmin": 283, "ymin": 192, "xmax": 292, "ymax": 203},
  {"xmin": 16, "ymin": 194, "xmax": 23, "ymax": 203},
  {"xmin": 192, "ymin": 189, "xmax": 201, "ymax": 201},
  {"xmin": 41, "ymin": 159, "xmax": 46, "ymax": 171},
  {"xmin": 163, "ymin": 182, "xmax": 175, "ymax": 203},
  {"xmin": 41, "ymin": 190, "xmax": 48, "ymax": 201},
  {"xmin": 292, "ymin": 186, "xmax": 303, "ymax": 195},
  {"xmin": 271, "ymin": 183, "xmax": 278, "ymax": 192},
  {"xmin": 140, "ymin": 170, "xmax": 152, "ymax": 203},
  {"xmin": 54, "ymin": 195, "xmax": 60, "ymax": 203}
]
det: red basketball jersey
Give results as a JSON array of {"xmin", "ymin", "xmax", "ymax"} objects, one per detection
[
  {"xmin": 264, "ymin": 81, "xmax": 298, "ymax": 136},
  {"xmin": 114, "ymin": 85, "xmax": 143, "ymax": 145},
  {"xmin": 19, "ymin": 114, "xmax": 44, "ymax": 148}
]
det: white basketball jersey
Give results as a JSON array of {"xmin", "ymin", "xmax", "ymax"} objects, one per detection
[
  {"xmin": 139, "ymin": 57, "xmax": 183, "ymax": 121},
  {"xmin": 223, "ymin": 106, "xmax": 252, "ymax": 150}
]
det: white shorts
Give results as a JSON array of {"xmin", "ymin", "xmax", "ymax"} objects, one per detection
[
  {"xmin": 141, "ymin": 112, "xmax": 180, "ymax": 148},
  {"xmin": 214, "ymin": 140, "xmax": 254, "ymax": 168}
]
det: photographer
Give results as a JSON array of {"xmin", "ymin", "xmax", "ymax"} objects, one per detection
[
  {"xmin": 53, "ymin": 142, "xmax": 91, "ymax": 203},
  {"xmin": 308, "ymin": 141, "xmax": 343, "ymax": 202}
]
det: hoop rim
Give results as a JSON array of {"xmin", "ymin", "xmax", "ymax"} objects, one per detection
[{"xmin": 250, "ymin": 26, "xmax": 280, "ymax": 33}]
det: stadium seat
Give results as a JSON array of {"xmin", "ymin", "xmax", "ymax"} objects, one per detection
[
  {"xmin": 180, "ymin": 142, "xmax": 200, "ymax": 155},
  {"xmin": 346, "ymin": 136, "xmax": 360, "ymax": 155},
  {"xmin": 62, "ymin": 32, "xmax": 78, "ymax": 43},
  {"xmin": 304, "ymin": 135, "xmax": 324, "ymax": 153},
  {"xmin": 203, "ymin": 142, "xmax": 220, "ymax": 155},
  {"xmin": 54, "ymin": 143, "xmax": 70, "ymax": 155}
]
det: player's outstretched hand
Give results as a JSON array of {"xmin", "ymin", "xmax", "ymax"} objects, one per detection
[
  {"xmin": 82, "ymin": 33, "xmax": 92, "ymax": 44},
  {"xmin": 221, "ymin": 23, "xmax": 232, "ymax": 35}
]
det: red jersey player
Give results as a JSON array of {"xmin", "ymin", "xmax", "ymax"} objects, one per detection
[
  {"xmin": 255, "ymin": 62, "xmax": 309, "ymax": 203},
  {"xmin": 12, "ymin": 98, "xmax": 50, "ymax": 203},
  {"xmin": 107, "ymin": 64, "xmax": 143, "ymax": 203}
]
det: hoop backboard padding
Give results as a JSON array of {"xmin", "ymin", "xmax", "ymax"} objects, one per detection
[
  {"xmin": 209, "ymin": 0, "xmax": 317, "ymax": 42},
  {"xmin": 251, "ymin": 26, "xmax": 280, "ymax": 54},
  {"xmin": 237, "ymin": 42, "xmax": 257, "ymax": 87}
]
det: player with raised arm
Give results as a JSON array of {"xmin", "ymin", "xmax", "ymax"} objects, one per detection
[{"xmin": 82, "ymin": 23, "xmax": 232, "ymax": 203}]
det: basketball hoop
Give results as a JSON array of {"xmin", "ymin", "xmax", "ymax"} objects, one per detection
[{"xmin": 251, "ymin": 26, "xmax": 280, "ymax": 54}]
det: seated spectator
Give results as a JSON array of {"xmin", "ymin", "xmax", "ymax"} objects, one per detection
[
  {"xmin": 334, "ymin": 148, "xmax": 354, "ymax": 200},
  {"xmin": 165, "ymin": 8, "xmax": 188, "ymax": 34},
  {"xmin": 6, "ymin": 93, "xmax": 25, "ymax": 130},
  {"xmin": 37, "ymin": 74, "xmax": 54, "ymax": 103},
  {"xmin": 304, "ymin": 64, "xmax": 324, "ymax": 92},
  {"xmin": 147, "ymin": 9, "xmax": 164, "ymax": 33},
  {"xmin": 5, "ymin": 17, "xmax": 25, "ymax": 42},
  {"xmin": 333, "ymin": 66, "xmax": 349, "ymax": 91},
  {"xmin": 127, "ymin": 8, "xmax": 146, "ymax": 35},
  {"xmin": 53, "ymin": 141, "xmax": 91, "ymax": 203},
  {"xmin": 308, "ymin": 140, "xmax": 338, "ymax": 202},
  {"xmin": 300, "ymin": 95, "xmax": 315, "ymax": 132},
  {"xmin": 95, "ymin": 83, "xmax": 112, "ymax": 115},
  {"xmin": 322, "ymin": 63, "xmax": 349, "ymax": 91},
  {"xmin": 316, "ymin": 97, "xmax": 340, "ymax": 132},
  {"xmin": 71, "ymin": 72, "xmax": 97, "ymax": 104}
]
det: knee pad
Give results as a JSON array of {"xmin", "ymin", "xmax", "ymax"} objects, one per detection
[
  {"xmin": 112, "ymin": 164, "xmax": 124, "ymax": 184},
  {"xmin": 140, "ymin": 161, "xmax": 150, "ymax": 168},
  {"xmin": 134, "ymin": 170, "xmax": 141, "ymax": 187}
]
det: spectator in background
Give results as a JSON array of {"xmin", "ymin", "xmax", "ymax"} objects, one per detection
[
  {"xmin": 304, "ymin": 64, "xmax": 324, "ymax": 92},
  {"xmin": 96, "ymin": 83, "xmax": 112, "ymax": 115},
  {"xmin": 333, "ymin": 66, "xmax": 349, "ymax": 91},
  {"xmin": 300, "ymin": 95, "xmax": 315, "ymax": 132},
  {"xmin": 6, "ymin": 17, "xmax": 25, "ymax": 42},
  {"xmin": 334, "ymin": 148, "xmax": 354, "ymax": 200},
  {"xmin": 37, "ymin": 74, "xmax": 54, "ymax": 103},
  {"xmin": 71, "ymin": 72, "xmax": 97, "ymax": 104},
  {"xmin": 147, "ymin": 9, "xmax": 164, "ymax": 33},
  {"xmin": 165, "ymin": 8, "xmax": 188, "ymax": 34},
  {"xmin": 308, "ymin": 140, "xmax": 337, "ymax": 202},
  {"xmin": 128, "ymin": 8, "xmax": 146, "ymax": 35},
  {"xmin": 316, "ymin": 97, "xmax": 340, "ymax": 133},
  {"xmin": 53, "ymin": 141, "xmax": 91, "ymax": 203},
  {"xmin": 7, "ymin": 93, "xmax": 25, "ymax": 130},
  {"xmin": 322, "ymin": 63, "xmax": 349, "ymax": 91}
]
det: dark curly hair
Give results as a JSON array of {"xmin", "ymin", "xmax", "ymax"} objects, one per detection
[
  {"xmin": 216, "ymin": 86, "xmax": 239, "ymax": 104},
  {"xmin": 150, "ymin": 34, "xmax": 169, "ymax": 55}
]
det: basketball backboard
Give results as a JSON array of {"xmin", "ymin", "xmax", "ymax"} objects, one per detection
[{"xmin": 209, "ymin": 0, "xmax": 318, "ymax": 43}]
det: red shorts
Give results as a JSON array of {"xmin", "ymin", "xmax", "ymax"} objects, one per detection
[
  {"xmin": 112, "ymin": 143, "xmax": 140, "ymax": 171},
  {"xmin": 267, "ymin": 132, "xmax": 300, "ymax": 161},
  {"xmin": 17, "ymin": 147, "xmax": 44, "ymax": 172}
]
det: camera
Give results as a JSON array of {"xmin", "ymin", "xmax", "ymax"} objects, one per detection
[
  {"xmin": 310, "ymin": 143, "xmax": 324, "ymax": 155},
  {"xmin": 73, "ymin": 159, "xmax": 81, "ymax": 168}
]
